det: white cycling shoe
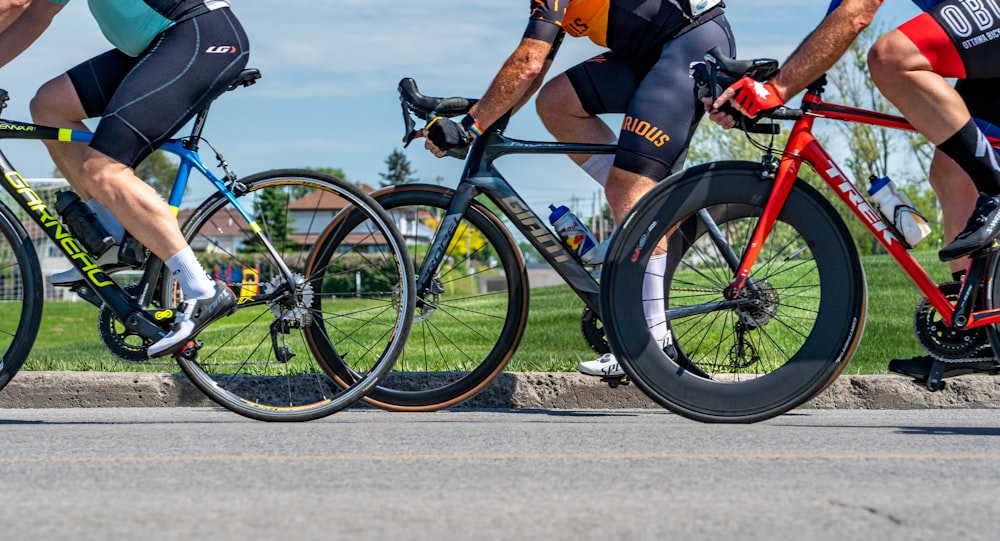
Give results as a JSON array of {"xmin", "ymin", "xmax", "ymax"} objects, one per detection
[
  {"xmin": 579, "ymin": 352, "xmax": 624, "ymax": 377},
  {"xmin": 578, "ymin": 335, "xmax": 673, "ymax": 378}
]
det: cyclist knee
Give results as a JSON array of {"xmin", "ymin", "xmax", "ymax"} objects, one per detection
[
  {"xmin": 536, "ymin": 74, "xmax": 584, "ymax": 124},
  {"xmin": 868, "ymin": 30, "xmax": 925, "ymax": 88}
]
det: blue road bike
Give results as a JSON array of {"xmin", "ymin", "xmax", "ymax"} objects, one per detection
[{"xmin": 0, "ymin": 69, "xmax": 414, "ymax": 421}]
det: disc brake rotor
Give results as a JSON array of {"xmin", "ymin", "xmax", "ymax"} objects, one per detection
[{"xmin": 262, "ymin": 273, "xmax": 313, "ymax": 325}]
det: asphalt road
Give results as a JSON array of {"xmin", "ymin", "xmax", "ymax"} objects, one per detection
[{"xmin": 2, "ymin": 407, "xmax": 999, "ymax": 540}]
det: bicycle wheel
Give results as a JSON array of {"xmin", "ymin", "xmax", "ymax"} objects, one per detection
[
  {"xmin": 312, "ymin": 184, "xmax": 529, "ymax": 410},
  {"xmin": 172, "ymin": 169, "xmax": 413, "ymax": 421},
  {"xmin": 0, "ymin": 203, "xmax": 43, "ymax": 392},
  {"xmin": 602, "ymin": 162, "xmax": 866, "ymax": 423}
]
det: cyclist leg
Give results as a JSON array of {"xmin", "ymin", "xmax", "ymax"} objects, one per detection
[
  {"xmin": 889, "ymin": 78, "xmax": 1000, "ymax": 380},
  {"xmin": 577, "ymin": 15, "xmax": 735, "ymax": 377},
  {"xmin": 869, "ymin": 5, "xmax": 1000, "ymax": 261},
  {"xmin": 33, "ymin": 52, "xmax": 137, "ymax": 285},
  {"xmin": 536, "ymin": 52, "xmax": 625, "ymax": 185},
  {"xmin": 73, "ymin": 8, "xmax": 248, "ymax": 356}
]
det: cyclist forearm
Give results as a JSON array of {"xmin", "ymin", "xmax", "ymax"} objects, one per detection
[
  {"xmin": 469, "ymin": 37, "xmax": 551, "ymax": 128},
  {"xmin": 0, "ymin": 0, "xmax": 60, "ymax": 67},
  {"xmin": 772, "ymin": 0, "xmax": 879, "ymax": 101}
]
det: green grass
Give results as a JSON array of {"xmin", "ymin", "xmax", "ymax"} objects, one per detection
[{"xmin": 20, "ymin": 249, "xmax": 957, "ymax": 373}]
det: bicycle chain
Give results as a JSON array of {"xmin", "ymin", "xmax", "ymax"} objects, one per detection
[{"xmin": 914, "ymin": 281, "xmax": 992, "ymax": 362}]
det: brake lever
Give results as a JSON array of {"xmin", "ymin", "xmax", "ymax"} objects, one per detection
[{"xmin": 401, "ymin": 99, "xmax": 418, "ymax": 147}]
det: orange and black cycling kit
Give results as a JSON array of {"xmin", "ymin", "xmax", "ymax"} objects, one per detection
[
  {"xmin": 522, "ymin": 0, "xmax": 732, "ymax": 180},
  {"xmin": 524, "ymin": 0, "xmax": 723, "ymax": 64}
]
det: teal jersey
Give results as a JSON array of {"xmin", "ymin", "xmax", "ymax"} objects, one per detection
[{"xmin": 48, "ymin": 0, "xmax": 232, "ymax": 57}]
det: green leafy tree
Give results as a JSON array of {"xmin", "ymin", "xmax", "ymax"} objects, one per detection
[
  {"xmin": 379, "ymin": 148, "xmax": 418, "ymax": 187},
  {"xmin": 826, "ymin": 25, "xmax": 941, "ymax": 253}
]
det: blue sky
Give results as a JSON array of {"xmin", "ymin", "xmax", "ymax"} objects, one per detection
[{"xmin": 5, "ymin": 1, "xmax": 921, "ymax": 215}]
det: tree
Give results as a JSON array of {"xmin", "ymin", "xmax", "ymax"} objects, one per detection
[
  {"xmin": 687, "ymin": 24, "xmax": 940, "ymax": 255},
  {"xmin": 379, "ymin": 148, "xmax": 418, "ymax": 187},
  {"xmin": 826, "ymin": 24, "xmax": 941, "ymax": 253},
  {"xmin": 135, "ymin": 150, "xmax": 180, "ymax": 199}
]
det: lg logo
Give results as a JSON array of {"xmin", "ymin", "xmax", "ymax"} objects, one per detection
[{"xmin": 205, "ymin": 45, "xmax": 238, "ymax": 54}]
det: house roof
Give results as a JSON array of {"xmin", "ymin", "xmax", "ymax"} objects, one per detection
[{"xmin": 287, "ymin": 184, "xmax": 377, "ymax": 211}]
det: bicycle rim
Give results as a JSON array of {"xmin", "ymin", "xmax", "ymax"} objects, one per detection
[
  {"xmin": 313, "ymin": 184, "xmax": 529, "ymax": 410},
  {"xmin": 174, "ymin": 169, "xmax": 413, "ymax": 421},
  {"xmin": 602, "ymin": 163, "xmax": 866, "ymax": 423},
  {"xmin": 0, "ymin": 204, "xmax": 42, "ymax": 391}
]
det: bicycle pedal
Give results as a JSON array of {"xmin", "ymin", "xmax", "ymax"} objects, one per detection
[
  {"xmin": 175, "ymin": 339, "xmax": 204, "ymax": 359},
  {"xmin": 601, "ymin": 376, "xmax": 630, "ymax": 389}
]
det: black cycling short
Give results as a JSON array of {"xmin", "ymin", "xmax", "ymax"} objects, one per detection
[
  {"xmin": 565, "ymin": 14, "xmax": 735, "ymax": 180},
  {"xmin": 66, "ymin": 7, "xmax": 249, "ymax": 168},
  {"xmin": 899, "ymin": 1, "xmax": 1000, "ymax": 80}
]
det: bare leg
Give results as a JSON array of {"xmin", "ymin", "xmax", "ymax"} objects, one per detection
[
  {"xmin": 77, "ymin": 148, "xmax": 187, "ymax": 262},
  {"xmin": 868, "ymin": 30, "xmax": 971, "ymax": 144},
  {"xmin": 536, "ymin": 73, "xmax": 616, "ymax": 166},
  {"xmin": 29, "ymin": 73, "xmax": 90, "ymax": 194},
  {"xmin": 929, "ymin": 151, "xmax": 978, "ymax": 275}
]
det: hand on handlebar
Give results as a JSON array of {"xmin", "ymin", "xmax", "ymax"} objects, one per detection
[
  {"xmin": 714, "ymin": 77, "xmax": 784, "ymax": 119},
  {"xmin": 423, "ymin": 116, "xmax": 473, "ymax": 159}
]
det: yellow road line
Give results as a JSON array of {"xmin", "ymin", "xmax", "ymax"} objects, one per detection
[{"xmin": 2, "ymin": 452, "xmax": 1000, "ymax": 464}]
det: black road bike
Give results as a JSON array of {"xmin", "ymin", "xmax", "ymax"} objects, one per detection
[{"xmin": 320, "ymin": 78, "xmax": 644, "ymax": 410}]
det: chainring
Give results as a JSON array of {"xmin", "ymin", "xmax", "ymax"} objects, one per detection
[
  {"xmin": 98, "ymin": 284, "xmax": 167, "ymax": 364},
  {"xmin": 581, "ymin": 307, "xmax": 610, "ymax": 354},
  {"xmin": 914, "ymin": 281, "xmax": 990, "ymax": 361}
]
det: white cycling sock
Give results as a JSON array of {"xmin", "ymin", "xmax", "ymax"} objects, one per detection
[
  {"xmin": 85, "ymin": 198, "xmax": 126, "ymax": 244},
  {"xmin": 581, "ymin": 154, "xmax": 614, "ymax": 187},
  {"xmin": 643, "ymin": 253, "xmax": 667, "ymax": 341},
  {"xmin": 166, "ymin": 247, "xmax": 216, "ymax": 300}
]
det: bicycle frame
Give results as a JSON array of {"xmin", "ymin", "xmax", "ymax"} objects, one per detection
[
  {"xmin": 725, "ymin": 86, "xmax": 1000, "ymax": 331},
  {"xmin": 0, "ymin": 102, "xmax": 293, "ymax": 340},
  {"xmin": 419, "ymin": 130, "xmax": 616, "ymax": 313}
]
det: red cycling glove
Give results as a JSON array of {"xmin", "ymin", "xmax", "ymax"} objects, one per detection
[{"xmin": 729, "ymin": 77, "xmax": 783, "ymax": 117}]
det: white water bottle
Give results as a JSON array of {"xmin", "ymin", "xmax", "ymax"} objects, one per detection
[
  {"xmin": 868, "ymin": 176, "xmax": 931, "ymax": 248},
  {"xmin": 548, "ymin": 204, "xmax": 598, "ymax": 260}
]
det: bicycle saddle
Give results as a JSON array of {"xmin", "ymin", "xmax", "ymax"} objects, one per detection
[
  {"xmin": 226, "ymin": 69, "xmax": 261, "ymax": 92},
  {"xmin": 704, "ymin": 47, "xmax": 780, "ymax": 82}
]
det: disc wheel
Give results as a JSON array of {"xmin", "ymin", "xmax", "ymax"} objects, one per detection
[{"xmin": 601, "ymin": 163, "xmax": 866, "ymax": 423}]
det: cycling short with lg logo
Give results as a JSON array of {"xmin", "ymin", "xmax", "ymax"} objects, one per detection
[
  {"xmin": 898, "ymin": 0, "xmax": 1000, "ymax": 134},
  {"xmin": 66, "ymin": 7, "xmax": 249, "ymax": 169},
  {"xmin": 566, "ymin": 14, "xmax": 735, "ymax": 181}
]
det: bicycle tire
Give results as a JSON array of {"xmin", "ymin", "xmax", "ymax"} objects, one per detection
[
  {"xmin": 0, "ymin": 202, "xmax": 43, "ymax": 392},
  {"xmin": 172, "ymin": 169, "xmax": 414, "ymax": 421},
  {"xmin": 602, "ymin": 162, "xmax": 866, "ymax": 423},
  {"xmin": 313, "ymin": 184, "xmax": 529, "ymax": 410}
]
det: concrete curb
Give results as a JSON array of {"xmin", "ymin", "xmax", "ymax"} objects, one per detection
[{"xmin": 1, "ymin": 371, "xmax": 999, "ymax": 410}]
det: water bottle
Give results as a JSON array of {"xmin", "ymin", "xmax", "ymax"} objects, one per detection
[
  {"xmin": 54, "ymin": 190, "xmax": 114, "ymax": 257},
  {"xmin": 867, "ymin": 176, "xmax": 931, "ymax": 248},
  {"xmin": 548, "ymin": 204, "xmax": 598, "ymax": 260}
]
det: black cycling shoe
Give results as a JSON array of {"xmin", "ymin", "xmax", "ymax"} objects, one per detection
[
  {"xmin": 888, "ymin": 355, "xmax": 1000, "ymax": 381},
  {"xmin": 939, "ymin": 193, "xmax": 1000, "ymax": 261}
]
